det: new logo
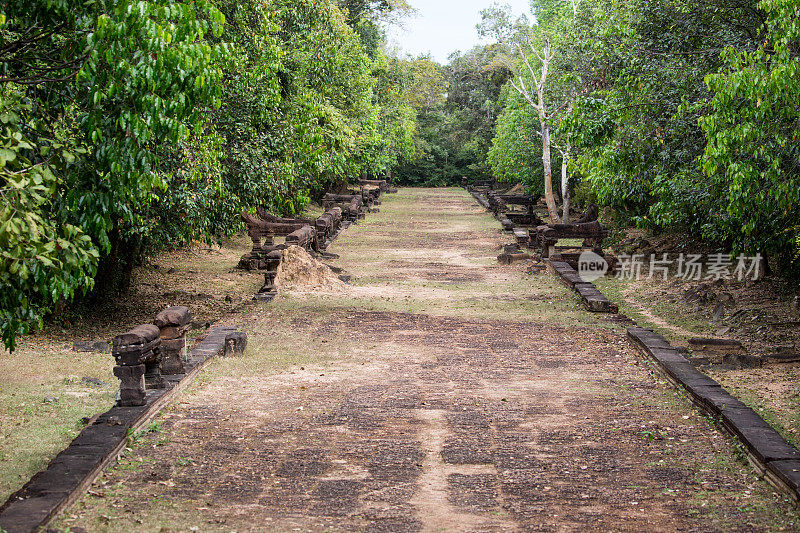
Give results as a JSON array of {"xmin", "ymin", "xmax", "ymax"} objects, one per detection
[{"xmin": 578, "ymin": 251, "xmax": 608, "ymax": 282}]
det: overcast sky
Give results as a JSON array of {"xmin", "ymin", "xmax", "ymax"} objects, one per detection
[{"xmin": 386, "ymin": 0, "xmax": 532, "ymax": 63}]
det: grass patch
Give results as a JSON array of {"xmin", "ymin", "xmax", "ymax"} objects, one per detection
[
  {"xmin": 596, "ymin": 276, "xmax": 711, "ymax": 343},
  {"xmin": 0, "ymin": 345, "xmax": 116, "ymax": 502},
  {"xmin": 0, "ymin": 234, "xmax": 260, "ymax": 504}
]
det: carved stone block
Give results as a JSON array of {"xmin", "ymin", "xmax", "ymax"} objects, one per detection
[
  {"xmin": 224, "ymin": 332, "xmax": 248, "ymax": 356},
  {"xmin": 113, "ymin": 364, "xmax": 146, "ymax": 406},
  {"xmin": 154, "ymin": 306, "xmax": 191, "ymax": 375},
  {"xmin": 160, "ymin": 338, "xmax": 187, "ymax": 374},
  {"xmin": 113, "ymin": 324, "xmax": 165, "ymax": 393}
]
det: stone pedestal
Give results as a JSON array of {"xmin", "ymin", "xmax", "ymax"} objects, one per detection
[
  {"xmin": 113, "ymin": 364, "xmax": 146, "ymax": 406},
  {"xmin": 112, "ymin": 324, "xmax": 163, "ymax": 406},
  {"xmin": 260, "ymin": 250, "xmax": 283, "ymax": 295},
  {"xmin": 154, "ymin": 306, "xmax": 192, "ymax": 375},
  {"xmin": 224, "ymin": 331, "xmax": 248, "ymax": 355}
]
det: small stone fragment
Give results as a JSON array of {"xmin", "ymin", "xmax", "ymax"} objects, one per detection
[
  {"xmin": 224, "ymin": 331, "xmax": 248, "ymax": 356},
  {"xmin": 81, "ymin": 376, "xmax": 109, "ymax": 387}
]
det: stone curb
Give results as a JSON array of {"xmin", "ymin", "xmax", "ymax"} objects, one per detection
[
  {"xmin": 469, "ymin": 190, "xmax": 491, "ymax": 210},
  {"xmin": 546, "ymin": 260, "xmax": 618, "ymax": 313},
  {"xmin": 0, "ymin": 327, "xmax": 246, "ymax": 533},
  {"xmin": 627, "ymin": 326, "xmax": 800, "ymax": 502}
]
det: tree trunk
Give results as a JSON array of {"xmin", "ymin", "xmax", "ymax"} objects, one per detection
[
  {"xmin": 535, "ymin": 42, "xmax": 560, "ymax": 224},
  {"xmin": 541, "ymin": 123, "xmax": 560, "ymax": 223},
  {"xmin": 510, "ymin": 39, "xmax": 563, "ymax": 224},
  {"xmin": 561, "ymin": 152, "xmax": 570, "ymax": 223}
]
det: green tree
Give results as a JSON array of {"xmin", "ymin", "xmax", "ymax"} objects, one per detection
[
  {"xmin": 0, "ymin": 0, "xmax": 228, "ymax": 349},
  {"xmin": 445, "ymin": 47, "xmax": 509, "ymax": 182},
  {"xmin": 391, "ymin": 55, "xmax": 450, "ymax": 185},
  {"xmin": 393, "ymin": 47, "xmax": 507, "ymax": 186},
  {"xmin": 488, "ymin": 85, "xmax": 545, "ymax": 196},
  {"xmin": 0, "ymin": 92, "xmax": 98, "ymax": 350},
  {"xmin": 561, "ymin": 0, "xmax": 763, "ymax": 229},
  {"xmin": 700, "ymin": 0, "xmax": 800, "ymax": 273}
]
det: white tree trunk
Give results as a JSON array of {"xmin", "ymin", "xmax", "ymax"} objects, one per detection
[
  {"xmin": 540, "ymin": 122, "xmax": 560, "ymax": 223},
  {"xmin": 561, "ymin": 152, "xmax": 570, "ymax": 223},
  {"xmin": 535, "ymin": 42, "xmax": 560, "ymax": 224},
  {"xmin": 508, "ymin": 39, "xmax": 563, "ymax": 224}
]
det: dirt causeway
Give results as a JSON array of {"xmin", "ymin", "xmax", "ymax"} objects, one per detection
[{"xmin": 59, "ymin": 188, "xmax": 799, "ymax": 532}]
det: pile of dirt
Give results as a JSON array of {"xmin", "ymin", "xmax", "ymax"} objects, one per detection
[{"xmin": 275, "ymin": 245, "xmax": 347, "ymax": 293}]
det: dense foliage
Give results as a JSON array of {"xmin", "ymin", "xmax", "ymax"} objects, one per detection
[
  {"xmin": 1, "ymin": 0, "xmax": 229, "ymax": 348},
  {"xmin": 480, "ymin": 0, "xmax": 800, "ymax": 276},
  {"xmin": 3, "ymin": 0, "xmax": 799, "ymax": 349},
  {"xmin": 393, "ymin": 47, "xmax": 508, "ymax": 186},
  {"xmin": 699, "ymin": 0, "xmax": 800, "ymax": 273},
  {"xmin": 0, "ymin": 0, "xmax": 417, "ymax": 350}
]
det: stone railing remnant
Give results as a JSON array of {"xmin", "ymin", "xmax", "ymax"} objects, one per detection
[
  {"xmin": 534, "ymin": 220, "xmax": 608, "ymax": 258},
  {"xmin": 154, "ymin": 306, "xmax": 191, "ymax": 375},
  {"xmin": 323, "ymin": 193, "xmax": 364, "ymax": 221},
  {"xmin": 358, "ymin": 178, "xmax": 388, "ymax": 192},
  {"xmin": 112, "ymin": 325, "xmax": 163, "ymax": 406}
]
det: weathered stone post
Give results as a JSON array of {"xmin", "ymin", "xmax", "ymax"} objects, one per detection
[
  {"xmin": 258, "ymin": 249, "xmax": 283, "ymax": 298},
  {"xmin": 154, "ymin": 306, "xmax": 192, "ymax": 375},
  {"xmin": 112, "ymin": 325, "xmax": 163, "ymax": 406},
  {"xmin": 224, "ymin": 331, "xmax": 248, "ymax": 355}
]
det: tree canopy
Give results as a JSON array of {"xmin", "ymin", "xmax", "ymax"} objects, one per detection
[
  {"xmin": 476, "ymin": 0, "xmax": 800, "ymax": 276},
  {"xmin": 2, "ymin": 0, "xmax": 799, "ymax": 349},
  {"xmin": 0, "ymin": 0, "xmax": 418, "ymax": 350}
]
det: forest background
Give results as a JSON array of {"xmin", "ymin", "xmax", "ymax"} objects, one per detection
[{"xmin": 1, "ymin": 0, "xmax": 798, "ymax": 350}]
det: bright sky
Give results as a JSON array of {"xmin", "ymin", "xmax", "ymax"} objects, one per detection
[{"xmin": 386, "ymin": 0, "xmax": 532, "ymax": 63}]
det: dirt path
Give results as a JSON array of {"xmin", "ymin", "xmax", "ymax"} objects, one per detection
[
  {"xmin": 621, "ymin": 285, "xmax": 699, "ymax": 340},
  {"xmin": 59, "ymin": 188, "xmax": 798, "ymax": 532}
]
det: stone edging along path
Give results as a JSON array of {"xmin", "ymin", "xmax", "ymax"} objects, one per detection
[
  {"xmin": 546, "ymin": 260, "xmax": 618, "ymax": 314},
  {"xmin": 0, "ymin": 327, "xmax": 247, "ymax": 533},
  {"xmin": 466, "ymin": 186, "xmax": 800, "ymax": 504},
  {"xmin": 628, "ymin": 327, "xmax": 800, "ymax": 502}
]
